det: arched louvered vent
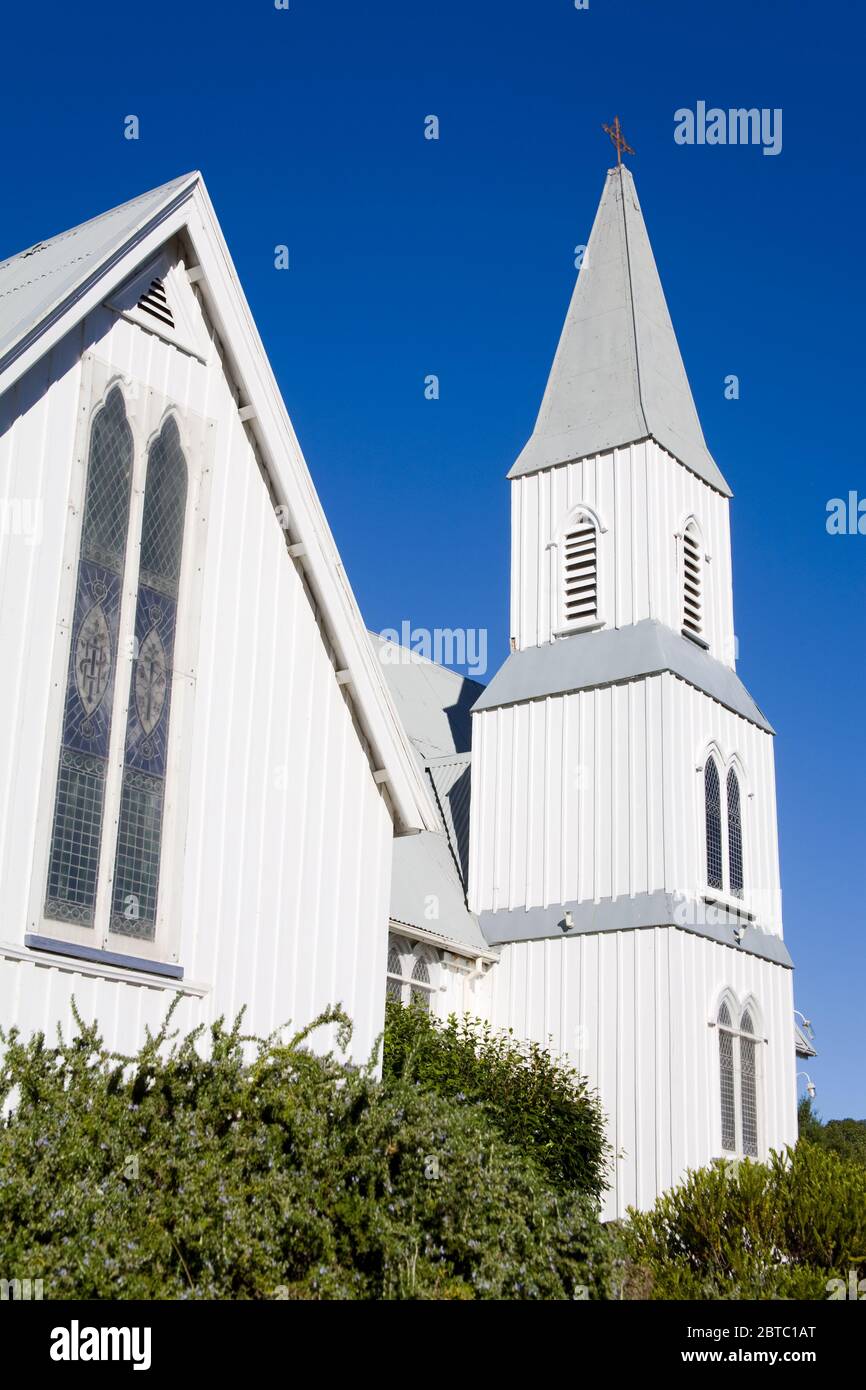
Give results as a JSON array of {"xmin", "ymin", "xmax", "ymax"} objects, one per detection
[
  {"xmin": 137, "ymin": 278, "xmax": 175, "ymax": 330},
  {"xmin": 562, "ymin": 513, "xmax": 598, "ymax": 626},
  {"xmin": 682, "ymin": 522, "xmax": 703, "ymax": 640}
]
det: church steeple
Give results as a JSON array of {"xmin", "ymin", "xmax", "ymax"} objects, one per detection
[{"xmin": 509, "ymin": 165, "xmax": 731, "ymax": 497}]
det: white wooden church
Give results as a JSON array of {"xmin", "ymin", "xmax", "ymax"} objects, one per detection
[{"xmin": 0, "ymin": 162, "xmax": 812, "ymax": 1220}]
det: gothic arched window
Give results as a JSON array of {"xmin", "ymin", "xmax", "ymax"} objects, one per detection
[
  {"xmin": 385, "ymin": 934, "xmax": 437, "ymax": 1010},
  {"xmin": 739, "ymin": 1008, "xmax": 759, "ymax": 1156},
  {"xmin": 727, "ymin": 767, "xmax": 744, "ymax": 898},
  {"xmin": 717, "ymin": 995, "xmax": 761, "ymax": 1157},
  {"xmin": 410, "ymin": 955, "xmax": 432, "ymax": 1011},
  {"xmin": 386, "ymin": 942, "xmax": 403, "ymax": 1001},
  {"xmin": 718, "ymin": 1001, "xmax": 736, "ymax": 1152},
  {"xmin": 561, "ymin": 510, "xmax": 599, "ymax": 628},
  {"xmin": 682, "ymin": 519, "xmax": 703, "ymax": 641},
  {"xmin": 111, "ymin": 416, "xmax": 188, "ymax": 941},
  {"xmin": 704, "ymin": 758, "xmax": 723, "ymax": 890},
  {"xmin": 45, "ymin": 386, "xmax": 134, "ymax": 924}
]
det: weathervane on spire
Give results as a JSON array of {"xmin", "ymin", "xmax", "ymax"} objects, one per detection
[{"xmin": 602, "ymin": 115, "xmax": 635, "ymax": 166}]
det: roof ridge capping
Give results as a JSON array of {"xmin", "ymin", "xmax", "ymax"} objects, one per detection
[{"xmin": 509, "ymin": 164, "xmax": 732, "ymax": 497}]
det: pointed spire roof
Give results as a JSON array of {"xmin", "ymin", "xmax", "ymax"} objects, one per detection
[{"xmin": 509, "ymin": 165, "xmax": 731, "ymax": 496}]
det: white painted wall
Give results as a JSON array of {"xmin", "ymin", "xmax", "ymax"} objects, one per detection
[
  {"xmin": 510, "ymin": 441, "xmax": 736, "ymax": 664},
  {"xmin": 468, "ymin": 674, "xmax": 782, "ymax": 936},
  {"xmin": 483, "ymin": 927, "xmax": 796, "ymax": 1221},
  {"xmin": 0, "ymin": 239, "xmax": 392, "ymax": 1064}
]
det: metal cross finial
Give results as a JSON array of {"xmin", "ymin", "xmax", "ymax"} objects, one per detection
[{"xmin": 602, "ymin": 115, "xmax": 635, "ymax": 166}]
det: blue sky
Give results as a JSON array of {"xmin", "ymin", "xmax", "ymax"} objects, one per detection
[{"xmin": 1, "ymin": 0, "xmax": 863, "ymax": 1117}]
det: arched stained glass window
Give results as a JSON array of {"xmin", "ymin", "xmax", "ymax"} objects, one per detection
[
  {"xmin": 46, "ymin": 387, "xmax": 133, "ymax": 924},
  {"xmin": 727, "ymin": 767, "xmax": 744, "ymax": 898},
  {"xmin": 718, "ymin": 1001, "xmax": 736, "ymax": 1152},
  {"xmin": 110, "ymin": 416, "xmax": 188, "ymax": 941},
  {"xmin": 705, "ymin": 758, "xmax": 723, "ymax": 890},
  {"xmin": 740, "ymin": 1009, "xmax": 758, "ymax": 1156}
]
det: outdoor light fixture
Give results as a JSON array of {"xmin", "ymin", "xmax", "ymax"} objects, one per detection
[{"xmin": 797, "ymin": 1072, "xmax": 817, "ymax": 1100}]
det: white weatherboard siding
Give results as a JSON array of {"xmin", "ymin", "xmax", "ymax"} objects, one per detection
[
  {"xmin": 0, "ymin": 241, "xmax": 392, "ymax": 1062},
  {"xmin": 486, "ymin": 929, "xmax": 796, "ymax": 1221},
  {"xmin": 510, "ymin": 441, "xmax": 735, "ymax": 663},
  {"xmin": 469, "ymin": 674, "xmax": 781, "ymax": 932}
]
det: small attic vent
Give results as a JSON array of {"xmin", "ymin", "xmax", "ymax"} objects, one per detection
[
  {"xmin": 137, "ymin": 278, "xmax": 175, "ymax": 330},
  {"xmin": 562, "ymin": 514, "xmax": 598, "ymax": 626}
]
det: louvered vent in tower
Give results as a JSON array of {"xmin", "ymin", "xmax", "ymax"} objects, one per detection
[
  {"xmin": 682, "ymin": 523, "xmax": 703, "ymax": 640},
  {"xmin": 137, "ymin": 278, "xmax": 175, "ymax": 330},
  {"xmin": 562, "ymin": 514, "xmax": 598, "ymax": 626}
]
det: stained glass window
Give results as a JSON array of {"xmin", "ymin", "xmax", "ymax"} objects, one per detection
[
  {"xmin": 727, "ymin": 768, "xmax": 744, "ymax": 898},
  {"xmin": 705, "ymin": 758, "xmax": 723, "ymax": 890},
  {"xmin": 46, "ymin": 387, "xmax": 133, "ymax": 924},
  {"xmin": 110, "ymin": 416, "xmax": 187, "ymax": 941},
  {"xmin": 718, "ymin": 1001, "xmax": 736, "ymax": 1152}
]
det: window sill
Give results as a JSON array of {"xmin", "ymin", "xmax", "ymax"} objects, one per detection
[
  {"xmin": 701, "ymin": 889, "xmax": 755, "ymax": 921},
  {"xmin": 2, "ymin": 936, "xmax": 209, "ymax": 996},
  {"xmin": 682, "ymin": 629, "xmax": 710, "ymax": 651}
]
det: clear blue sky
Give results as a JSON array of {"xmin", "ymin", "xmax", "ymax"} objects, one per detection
[{"xmin": 2, "ymin": 1, "xmax": 863, "ymax": 1118}]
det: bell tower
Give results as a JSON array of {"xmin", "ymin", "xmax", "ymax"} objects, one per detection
[{"xmin": 468, "ymin": 152, "xmax": 796, "ymax": 1218}]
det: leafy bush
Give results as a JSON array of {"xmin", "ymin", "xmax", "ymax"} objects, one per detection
[
  {"xmin": 0, "ymin": 1003, "xmax": 619, "ymax": 1300},
  {"xmin": 382, "ymin": 1001, "xmax": 611, "ymax": 1201},
  {"xmin": 622, "ymin": 1143, "xmax": 866, "ymax": 1299}
]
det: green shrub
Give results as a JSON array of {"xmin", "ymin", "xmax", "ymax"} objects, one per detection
[
  {"xmin": 622, "ymin": 1143, "xmax": 866, "ymax": 1299},
  {"xmin": 382, "ymin": 1001, "xmax": 611, "ymax": 1202},
  {"xmin": 0, "ymin": 1003, "xmax": 619, "ymax": 1300}
]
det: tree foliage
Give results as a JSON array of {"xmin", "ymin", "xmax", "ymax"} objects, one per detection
[{"xmin": 798, "ymin": 1095, "xmax": 866, "ymax": 1166}]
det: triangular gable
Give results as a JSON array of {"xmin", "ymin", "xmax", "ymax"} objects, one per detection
[{"xmin": 0, "ymin": 174, "xmax": 439, "ymax": 836}]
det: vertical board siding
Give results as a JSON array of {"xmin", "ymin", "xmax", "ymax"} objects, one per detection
[
  {"xmin": 469, "ymin": 675, "xmax": 782, "ymax": 935},
  {"xmin": 512, "ymin": 441, "xmax": 735, "ymax": 665},
  {"xmin": 487, "ymin": 928, "xmax": 796, "ymax": 1219},
  {"xmin": 0, "ymin": 248, "xmax": 392, "ymax": 1063}
]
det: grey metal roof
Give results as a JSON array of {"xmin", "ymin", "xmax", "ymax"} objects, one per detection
[
  {"xmin": 391, "ymin": 830, "xmax": 489, "ymax": 955},
  {"xmin": 369, "ymin": 632, "xmax": 483, "ymax": 761},
  {"xmin": 0, "ymin": 173, "xmax": 199, "ymax": 376},
  {"xmin": 472, "ymin": 620, "xmax": 773, "ymax": 733},
  {"xmin": 425, "ymin": 753, "xmax": 472, "ymax": 887},
  {"xmin": 509, "ymin": 166, "xmax": 731, "ymax": 497},
  {"xmin": 479, "ymin": 890, "xmax": 792, "ymax": 967}
]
